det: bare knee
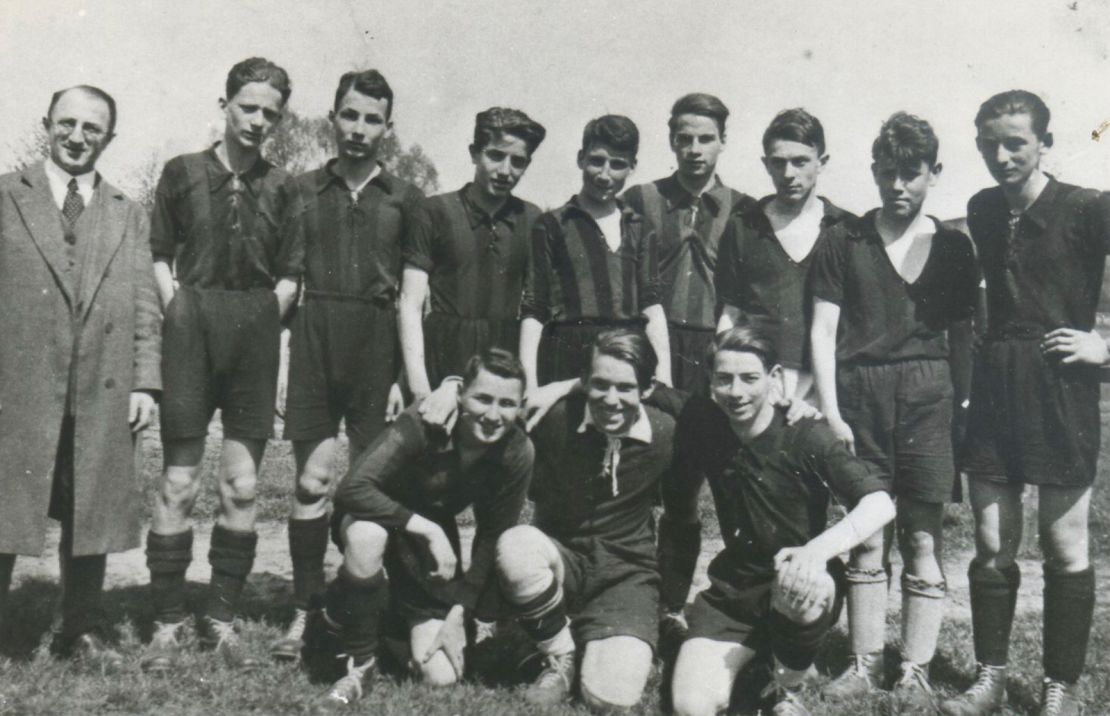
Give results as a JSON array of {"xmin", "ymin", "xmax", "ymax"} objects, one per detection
[
  {"xmin": 418, "ymin": 655, "xmax": 459, "ymax": 687},
  {"xmin": 221, "ymin": 471, "xmax": 258, "ymax": 509},
  {"xmin": 295, "ymin": 464, "xmax": 332, "ymax": 507},
  {"xmin": 850, "ymin": 529, "xmax": 885, "ymax": 569},
  {"xmin": 1041, "ymin": 523, "xmax": 1089, "ymax": 573},
  {"xmin": 580, "ymin": 637, "xmax": 652, "ymax": 712},
  {"xmin": 342, "ymin": 520, "xmax": 388, "ymax": 578},
  {"xmin": 159, "ymin": 468, "xmax": 201, "ymax": 513},
  {"xmin": 672, "ymin": 690, "xmax": 725, "ymax": 716},
  {"xmin": 900, "ymin": 529, "xmax": 937, "ymax": 563},
  {"xmin": 496, "ymin": 525, "xmax": 555, "ymax": 596}
]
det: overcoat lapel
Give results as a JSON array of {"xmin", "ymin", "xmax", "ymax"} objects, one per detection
[
  {"xmin": 77, "ymin": 183, "xmax": 127, "ymax": 320},
  {"xmin": 11, "ymin": 163, "xmax": 74, "ymax": 306}
]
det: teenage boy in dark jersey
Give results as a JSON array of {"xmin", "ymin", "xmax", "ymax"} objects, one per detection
[
  {"xmin": 519, "ymin": 115, "xmax": 671, "ymax": 394},
  {"xmin": 622, "ymin": 93, "xmax": 756, "ymax": 393},
  {"xmin": 810, "ymin": 113, "xmax": 978, "ymax": 711},
  {"xmin": 940, "ymin": 91, "xmax": 1110, "ymax": 716},
  {"xmin": 143, "ymin": 57, "xmax": 303, "ymax": 672},
  {"xmin": 314, "ymin": 348, "xmax": 533, "ymax": 711},
  {"xmin": 497, "ymin": 329, "xmax": 675, "ymax": 712},
  {"xmin": 272, "ymin": 69, "xmax": 424, "ymax": 661},
  {"xmin": 399, "ymin": 108, "xmax": 545, "ymax": 401},
  {"xmin": 666, "ymin": 324, "xmax": 895, "ymax": 716},
  {"xmin": 715, "ymin": 108, "xmax": 853, "ymax": 404}
]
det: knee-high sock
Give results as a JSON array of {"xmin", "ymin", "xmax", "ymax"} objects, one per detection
[
  {"xmin": 1043, "ymin": 567, "xmax": 1094, "ymax": 683},
  {"xmin": 324, "ymin": 569, "xmax": 386, "ymax": 665},
  {"xmin": 770, "ymin": 607, "xmax": 829, "ymax": 672},
  {"xmin": 146, "ymin": 530, "xmax": 193, "ymax": 624},
  {"xmin": 968, "ymin": 561, "xmax": 1020, "ymax": 666},
  {"xmin": 845, "ymin": 567, "xmax": 888, "ymax": 655},
  {"xmin": 60, "ymin": 553, "xmax": 107, "ymax": 637},
  {"xmin": 206, "ymin": 525, "xmax": 257, "ymax": 622},
  {"xmin": 901, "ymin": 573, "xmax": 946, "ymax": 665},
  {"xmin": 289, "ymin": 516, "xmax": 329, "ymax": 610},
  {"xmin": 510, "ymin": 576, "xmax": 573, "ymax": 655},
  {"xmin": 0, "ymin": 554, "xmax": 15, "ymax": 621}
]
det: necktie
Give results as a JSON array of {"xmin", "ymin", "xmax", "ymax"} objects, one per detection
[{"xmin": 62, "ymin": 177, "xmax": 84, "ymax": 232}]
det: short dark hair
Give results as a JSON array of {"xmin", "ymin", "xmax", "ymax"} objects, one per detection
[
  {"xmin": 974, "ymin": 89, "xmax": 1051, "ymax": 141},
  {"xmin": 471, "ymin": 107, "xmax": 546, "ymax": 155},
  {"xmin": 709, "ymin": 322, "xmax": 779, "ymax": 372},
  {"xmin": 333, "ymin": 69, "xmax": 393, "ymax": 117},
  {"xmin": 47, "ymin": 85, "xmax": 118, "ymax": 135},
  {"xmin": 581, "ymin": 114, "xmax": 639, "ymax": 158},
  {"xmin": 589, "ymin": 328, "xmax": 657, "ymax": 391},
  {"xmin": 872, "ymin": 111, "xmax": 939, "ymax": 170},
  {"xmin": 762, "ymin": 108, "xmax": 826, "ymax": 156},
  {"xmin": 226, "ymin": 57, "xmax": 292, "ymax": 104},
  {"xmin": 461, "ymin": 347, "xmax": 526, "ymax": 390},
  {"xmin": 669, "ymin": 93, "xmax": 729, "ymax": 136}
]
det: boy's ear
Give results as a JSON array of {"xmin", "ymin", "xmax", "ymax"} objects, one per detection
[
  {"xmin": 818, "ymin": 153, "xmax": 830, "ymax": 168},
  {"xmin": 1042, "ymin": 132, "xmax": 1054, "ymax": 149},
  {"xmin": 218, "ymin": 97, "xmax": 228, "ymax": 111},
  {"xmin": 640, "ymin": 381, "xmax": 656, "ymax": 401},
  {"xmin": 327, "ymin": 109, "xmax": 336, "ymax": 123},
  {"xmin": 469, "ymin": 143, "xmax": 479, "ymax": 160},
  {"xmin": 930, "ymin": 162, "xmax": 944, "ymax": 184}
]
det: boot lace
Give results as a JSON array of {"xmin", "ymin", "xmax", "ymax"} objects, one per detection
[
  {"xmin": 150, "ymin": 621, "xmax": 182, "ymax": 647},
  {"xmin": 895, "ymin": 661, "xmax": 932, "ymax": 693},
  {"xmin": 1041, "ymin": 678, "xmax": 1069, "ymax": 715},
  {"xmin": 327, "ymin": 656, "xmax": 376, "ymax": 704},
  {"xmin": 535, "ymin": 651, "xmax": 575, "ymax": 691},
  {"xmin": 964, "ymin": 663, "xmax": 1004, "ymax": 699}
]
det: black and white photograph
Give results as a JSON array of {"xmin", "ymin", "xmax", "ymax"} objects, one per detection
[{"xmin": 1, "ymin": 1, "xmax": 1109, "ymax": 714}]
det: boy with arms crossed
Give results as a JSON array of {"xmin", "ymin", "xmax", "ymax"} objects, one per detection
[
  {"xmin": 399, "ymin": 108, "xmax": 545, "ymax": 401},
  {"xmin": 715, "ymin": 108, "xmax": 853, "ymax": 404},
  {"xmin": 519, "ymin": 115, "xmax": 671, "ymax": 392},
  {"xmin": 273, "ymin": 70, "xmax": 424, "ymax": 661},
  {"xmin": 143, "ymin": 57, "xmax": 303, "ymax": 671},
  {"xmin": 314, "ymin": 348, "xmax": 533, "ymax": 711},
  {"xmin": 810, "ymin": 113, "xmax": 978, "ymax": 710},
  {"xmin": 669, "ymin": 324, "xmax": 895, "ymax": 716},
  {"xmin": 622, "ymin": 93, "xmax": 756, "ymax": 393},
  {"xmin": 941, "ymin": 91, "xmax": 1110, "ymax": 716}
]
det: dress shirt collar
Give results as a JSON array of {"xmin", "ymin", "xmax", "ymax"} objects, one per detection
[{"xmin": 44, "ymin": 158, "xmax": 96, "ymax": 211}]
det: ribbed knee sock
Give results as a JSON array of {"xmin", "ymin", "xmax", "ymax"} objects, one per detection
[
  {"xmin": 968, "ymin": 561, "xmax": 1020, "ymax": 666},
  {"xmin": 324, "ymin": 570, "xmax": 386, "ymax": 664},
  {"xmin": 146, "ymin": 530, "xmax": 193, "ymax": 624},
  {"xmin": 206, "ymin": 525, "xmax": 257, "ymax": 623},
  {"xmin": 1043, "ymin": 567, "xmax": 1094, "ymax": 683}
]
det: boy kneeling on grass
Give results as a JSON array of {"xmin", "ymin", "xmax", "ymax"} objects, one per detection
[
  {"xmin": 667, "ymin": 324, "xmax": 896, "ymax": 716},
  {"xmin": 310, "ymin": 348, "xmax": 533, "ymax": 711}
]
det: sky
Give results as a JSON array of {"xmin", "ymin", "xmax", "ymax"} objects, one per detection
[{"xmin": 2, "ymin": 0, "xmax": 1110, "ymax": 218}]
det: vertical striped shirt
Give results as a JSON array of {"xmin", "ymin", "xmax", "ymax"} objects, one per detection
[
  {"xmin": 295, "ymin": 161, "xmax": 424, "ymax": 303},
  {"xmin": 403, "ymin": 183, "xmax": 540, "ymax": 319},
  {"xmin": 714, "ymin": 196, "xmax": 853, "ymax": 370},
  {"xmin": 622, "ymin": 174, "xmax": 756, "ymax": 329},
  {"xmin": 520, "ymin": 196, "xmax": 663, "ymax": 324}
]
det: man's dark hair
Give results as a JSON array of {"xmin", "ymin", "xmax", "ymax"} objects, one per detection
[
  {"xmin": 709, "ymin": 322, "xmax": 779, "ymax": 372},
  {"xmin": 669, "ymin": 93, "xmax": 729, "ymax": 136},
  {"xmin": 471, "ymin": 107, "xmax": 546, "ymax": 155},
  {"xmin": 762, "ymin": 108, "xmax": 826, "ymax": 156},
  {"xmin": 581, "ymin": 115, "xmax": 639, "ymax": 157},
  {"xmin": 333, "ymin": 69, "xmax": 394, "ymax": 117},
  {"xmin": 974, "ymin": 89, "xmax": 1052, "ymax": 142},
  {"xmin": 226, "ymin": 57, "xmax": 292, "ymax": 104},
  {"xmin": 872, "ymin": 111, "xmax": 940, "ymax": 170},
  {"xmin": 462, "ymin": 347, "xmax": 527, "ymax": 389},
  {"xmin": 589, "ymin": 328, "xmax": 657, "ymax": 391},
  {"xmin": 47, "ymin": 85, "xmax": 118, "ymax": 135}
]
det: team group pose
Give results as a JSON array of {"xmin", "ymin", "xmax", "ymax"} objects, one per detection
[{"xmin": 0, "ymin": 53, "xmax": 1107, "ymax": 716}]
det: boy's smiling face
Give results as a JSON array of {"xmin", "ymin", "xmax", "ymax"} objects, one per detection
[{"xmin": 577, "ymin": 142, "xmax": 636, "ymax": 204}]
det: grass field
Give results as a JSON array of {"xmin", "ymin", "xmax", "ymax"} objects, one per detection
[{"xmin": 2, "ymin": 408, "xmax": 1110, "ymax": 715}]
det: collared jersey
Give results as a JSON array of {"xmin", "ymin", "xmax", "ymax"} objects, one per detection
[
  {"xmin": 967, "ymin": 178, "xmax": 1110, "ymax": 337},
  {"xmin": 150, "ymin": 145, "xmax": 304, "ymax": 290},
  {"xmin": 668, "ymin": 395, "xmax": 885, "ymax": 587},
  {"xmin": 334, "ymin": 407, "xmax": 534, "ymax": 609},
  {"xmin": 520, "ymin": 196, "xmax": 663, "ymax": 324},
  {"xmin": 810, "ymin": 209, "xmax": 979, "ymax": 365},
  {"xmin": 403, "ymin": 183, "xmax": 540, "ymax": 319},
  {"xmin": 529, "ymin": 394, "xmax": 675, "ymax": 558},
  {"xmin": 294, "ymin": 161, "xmax": 424, "ymax": 302},
  {"xmin": 622, "ymin": 175, "xmax": 756, "ymax": 329},
  {"xmin": 715, "ymin": 197, "xmax": 853, "ymax": 370}
]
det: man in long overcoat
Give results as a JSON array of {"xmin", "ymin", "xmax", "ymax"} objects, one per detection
[{"xmin": 0, "ymin": 85, "xmax": 161, "ymax": 664}]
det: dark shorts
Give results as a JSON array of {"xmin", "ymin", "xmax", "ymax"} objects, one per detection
[
  {"xmin": 161, "ymin": 286, "xmax": 281, "ymax": 441},
  {"xmin": 424, "ymin": 312, "xmax": 519, "ymax": 389},
  {"xmin": 330, "ymin": 513, "xmax": 503, "ymax": 625},
  {"xmin": 668, "ymin": 323, "xmax": 714, "ymax": 395},
  {"xmin": 963, "ymin": 337, "xmax": 1100, "ymax": 487},
  {"xmin": 687, "ymin": 564, "xmax": 844, "ymax": 654},
  {"xmin": 284, "ymin": 297, "xmax": 398, "ymax": 453},
  {"xmin": 553, "ymin": 536, "xmax": 659, "ymax": 652},
  {"xmin": 837, "ymin": 358, "xmax": 955, "ymax": 503},
  {"xmin": 539, "ymin": 319, "xmax": 647, "ymax": 385}
]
